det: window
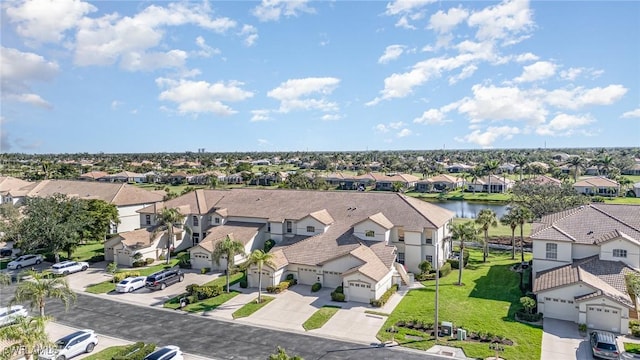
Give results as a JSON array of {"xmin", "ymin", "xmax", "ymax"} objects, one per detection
[
  {"xmin": 267, "ymin": 223, "xmax": 271, "ymax": 232},
  {"xmin": 397, "ymin": 252, "xmax": 405, "ymax": 264},
  {"xmin": 286, "ymin": 221, "xmax": 293, "ymax": 233},
  {"xmin": 365, "ymin": 230, "xmax": 375, "ymax": 237},
  {"xmin": 192, "ymin": 216, "xmax": 199, "ymax": 226},
  {"xmin": 426, "ymin": 255, "xmax": 433, "ymax": 263},
  {"xmin": 613, "ymin": 249, "xmax": 627, "ymax": 258},
  {"xmin": 398, "ymin": 228, "xmax": 405, "ymax": 242},
  {"xmin": 426, "ymin": 238, "xmax": 433, "ymax": 244},
  {"xmin": 307, "ymin": 226, "xmax": 315, "ymax": 233},
  {"xmin": 214, "ymin": 217, "xmax": 220, "ymax": 224},
  {"xmin": 545, "ymin": 243, "xmax": 557, "ymax": 260},
  {"xmin": 192, "ymin": 232, "xmax": 200, "ymax": 244},
  {"xmin": 145, "ymin": 215, "xmax": 151, "ymax": 225}
]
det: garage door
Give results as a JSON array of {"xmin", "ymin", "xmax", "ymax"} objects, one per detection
[
  {"xmin": 190, "ymin": 253, "xmax": 211, "ymax": 270},
  {"xmin": 541, "ymin": 297, "xmax": 577, "ymax": 322},
  {"xmin": 348, "ymin": 281, "xmax": 373, "ymax": 303},
  {"xmin": 298, "ymin": 267, "xmax": 317, "ymax": 285},
  {"xmin": 587, "ymin": 305, "xmax": 621, "ymax": 332},
  {"xmin": 249, "ymin": 269, "xmax": 272, "ymax": 289},
  {"xmin": 323, "ymin": 271, "xmax": 342, "ymax": 288}
]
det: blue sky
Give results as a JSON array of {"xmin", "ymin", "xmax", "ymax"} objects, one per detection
[{"xmin": 1, "ymin": 0, "xmax": 639, "ymax": 154}]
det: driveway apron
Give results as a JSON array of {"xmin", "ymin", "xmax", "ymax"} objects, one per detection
[{"xmin": 541, "ymin": 318, "xmax": 593, "ymax": 360}]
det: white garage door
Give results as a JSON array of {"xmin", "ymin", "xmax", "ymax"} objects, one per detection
[
  {"xmin": 298, "ymin": 267, "xmax": 317, "ymax": 285},
  {"xmin": 190, "ymin": 253, "xmax": 211, "ymax": 270},
  {"xmin": 323, "ymin": 271, "xmax": 342, "ymax": 288},
  {"xmin": 587, "ymin": 305, "xmax": 621, "ymax": 332},
  {"xmin": 348, "ymin": 281, "xmax": 373, "ymax": 303},
  {"xmin": 249, "ymin": 269, "xmax": 272, "ymax": 289},
  {"xmin": 541, "ymin": 297, "xmax": 577, "ymax": 322}
]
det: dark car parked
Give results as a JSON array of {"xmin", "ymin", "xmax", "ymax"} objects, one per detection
[{"xmin": 145, "ymin": 269, "xmax": 184, "ymax": 291}]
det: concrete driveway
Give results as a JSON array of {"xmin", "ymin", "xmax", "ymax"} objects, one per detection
[{"xmin": 541, "ymin": 318, "xmax": 594, "ymax": 360}]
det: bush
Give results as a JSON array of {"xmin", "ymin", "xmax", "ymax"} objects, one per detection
[
  {"xmin": 178, "ymin": 259, "xmax": 192, "ymax": 269},
  {"xmin": 331, "ymin": 291, "xmax": 346, "ymax": 302},
  {"xmin": 334, "ymin": 285, "xmax": 343, "ymax": 294},
  {"xmin": 132, "ymin": 261, "xmax": 145, "ymax": 268},
  {"xmin": 418, "ymin": 260, "xmax": 432, "ymax": 274},
  {"xmin": 516, "ymin": 310, "xmax": 543, "ymax": 322},
  {"xmin": 630, "ymin": 320, "xmax": 640, "ymax": 337},
  {"xmin": 239, "ymin": 278, "xmax": 248, "ymax": 288},
  {"xmin": 370, "ymin": 284, "xmax": 399, "ymax": 307},
  {"xmin": 415, "ymin": 272, "xmax": 437, "ymax": 281},
  {"xmin": 447, "ymin": 250, "xmax": 470, "ymax": 269},
  {"xmin": 201, "ymin": 267, "xmax": 210, "ymax": 274},
  {"xmin": 87, "ymin": 254, "xmax": 105, "ymax": 263},
  {"xmin": 158, "ymin": 254, "xmax": 166, "ymax": 261},
  {"xmin": 311, "ymin": 282, "xmax": 322, "ymax": 292},
  {"xmin": 113, "ymin": 271, "xmax": 141, "ymax": 283},
  {"xmin": 439, "ymin": 262, "xmax": 452, "ymax": 278},
  {"xmin": 264, "ymin": 239, "xmax": 276, "ymax": 253},
  {"xmin": 267, "ymin": 280, "xmax": 296, "ymax": 294},
  {"xmin": 145, "ymin": 258, "xmax": 154, "ymax": 265},
  {"xmin": 286, "ymin": 273, "xmax": 295, "ymax": 281},
  {"xmin": 112, "ymin": 342, "xmax": 155, "ymax": 360}
]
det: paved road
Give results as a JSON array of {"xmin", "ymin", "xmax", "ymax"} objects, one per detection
[{"xmin": 4, "ymin": 288, "xmax": 439, "ymax": 360}]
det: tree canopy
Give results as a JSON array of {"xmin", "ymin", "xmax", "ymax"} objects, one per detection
[{"xmin": 512, "ymin": 182, "xmax": 589, "ymax": 220}]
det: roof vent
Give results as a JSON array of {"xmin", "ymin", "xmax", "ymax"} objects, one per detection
[{"xmin": 587, "ymin": 230, "xmax": 593, "ymax": 235}]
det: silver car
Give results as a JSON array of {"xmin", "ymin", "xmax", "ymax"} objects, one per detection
[{"xmin": 590, "ymin": 330, "xmax": 620, "ymax": 359}]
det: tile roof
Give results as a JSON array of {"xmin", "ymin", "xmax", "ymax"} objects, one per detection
[
  {"xmin": 358, "ymin": 212, "xmax": 394, "ymax": 230},
  {"xmin": 17, "ymin": 180, "xmax": 164, "ymax": 206},
  {"xmin": 305, "ymin": 209, "xmax": 334, "ymax": 225},
  {"xmin": 420, "ymin": 174, "xmax": 464, "ymax": 184},
  {"xmin": 534, "ymin": 256, "xmax": 636, "ymax": 307},
  {"xmin": 0, "ymin": 176, "xmax": 32, "ymax": 193},
  {"xmin": 78, "ymin": 171, "xmax": 108, "ymax": 180},
  {"xmin": 531, "ymin": 204, "xmax": 640, "ymax": 244},
  {"xmin": 574, "ymin": 176, "xmax": 620, "ymax": 187},
  {"xmin": 117, "ymin": 227, "xmax": 163, "ymax": 249},
  {"xmin": 197, "ymin": 221, "xmax": 264, "ymax": 252}
]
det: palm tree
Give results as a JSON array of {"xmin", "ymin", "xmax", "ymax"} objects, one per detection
[
  {"xmin": 597, "ymin": 154, "xmax": 615, "ymax": 177},
  {"xmin": 475, "ymin": 209, "xmax": 498, "ymax": 263},
  {"xmin": 154, "ymin": 208, "xmax": 186, "ymax": 264},
  {"xmin": 568, "ymin": 156, "xmax": 585, "ymax": 182},
  {"xmin": 483, "ymin": 159, "xmax": 500, "ymax": 193},
  {"xmin": 449, "ymin": 221, "xmax": 477, "ymax": 286},
  {"xmin": 248, "ymin": 249, "xmax": 275, "ymax": 303},
  {"xmin": 212, "ymin": 236, "xmax": 246, "ymax": 293},
  {"xmin": 10, "ymin": 270, "xmax": 76, "ymax": 317},
  {"xmin": 0, "ymin": 316, "xmax": 53, "ymax": 360},
  {"xmin": 511, "ymin": 206, "xmax": 533, "ymax": 262},
  {"xmin": 514, "ymin": 155, "xmax": 528, "ymax": 181},
  {"xmin": 501, "ymin": 209, "xmax": 519, "ymax": 260}
]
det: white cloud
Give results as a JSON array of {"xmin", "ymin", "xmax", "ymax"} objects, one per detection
[
  {"xmin": 257, "ymin": 138, "xmax": 270, "ymax": 146},
  {"xmin": 536, "ymin": 113, "xmax": 594, "ymax": 136},
  {"xmin": 456, "ymin": 126, "xmax": 521, "ymax": 147},
  {"xmin": 388, "ymin": 121, "xmax": 405, "ymax": 129},
  {"xmin": 514, "ymin": 52, "xmax": 539, "ymax": 62},
  {"xmin": 428, "ymin": 6, "xmax": 469, "ymax": 33},
  {"xmin": 385, "ymin": 0, "xmax": 434, "ymax": 16},
  {"xmin": 5, "ymin": 0, "xmax": 96, "ymax": 44},
  {"xmin": 621, "ymin": 108, "xmax": 640, "ymax": 119},
  {"xmin": 251, "ymin": 109, "xmax": 271, "ymax": 122},
  {"xmin": 449, "ymin": 65, "xmax": 478, "ymax": 84},
  {"xmin": 374, "ymin": 124, "xmax": 390, "ymax": 133},
  {"xmin": 378, "ymin": 45, "xmax": 406, "ymax": 64},
  {"xmin": 252, "ymin": 0, "xmax": 315, "ymax": 22},
  {"xmin": 397, "ymin": 128, "xmax": 412, "ymax": 137},
  {"xmin": 194, "ymin": 36, "xmax": 220, "ymax": 58},
  {"xmin": 0, "ymin": 47, "xmax": 58, "ymax": 108},
  {"xmin": 74, "ymin": 2, "xmax": 236, "ymax": 70},
  {"xmin": 267, "ymin": 77, "xmax": 340, "ymax": 113},
  {"xmin": 239, "ymin": 25, "xmax": 258, "ymax": 47},
  {"xmin": 321, "ymin": 114, "xmax": 341, "ymax": 121},
  {"xmin": 156, "ymin": 78, "xmax": 253, "ymax": 116},
  {"xmin": 413, "ymin": 109, "xmax": 451, "ymax": 125},
  {"xmin": 467, "ymin": 0, "xmax": 533, "ymax": 45},
  {"xmin": 514, "ymin": 61, "xmax": 557, "ymax": 83},
  {"xmin": 457, "ymin": 84, "xmax": 547, "ymax": 125},
  {"xmin": 545, "ymin": 85, "xmax": 628, "ymax": 110},
  {"xmin": 560, "ymin": 67, "xmax": 604, "ymax": 81},
  {"xmin": 111, "ymin": 100, "xmax": 122, "ymax": 110}
]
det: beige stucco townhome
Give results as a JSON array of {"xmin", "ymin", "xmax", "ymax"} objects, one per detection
[
  {"xmin": 532, "ymin": 204, "xmax": 640, "ymax": 334},
  {"xmin": 131, "ymin": 188, "xmax": 454, "ymax": 303}
]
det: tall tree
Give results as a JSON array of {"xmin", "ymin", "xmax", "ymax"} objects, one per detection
[
  {"xmin": 483, "ymin": 159, "xmax": 500, "ymax": 193},
  {"xmin": 0, "ymin": 316, "xmax": 53, "ymax": 360},
  {"xmin": 500, "ymin": 209, "xmax": 519, "ymax": 260},
  {"xmin": 83, "ymin": 199, "xmax": 120, "ymax": 242},
  {"xmin": 512, "ymin": 182, "xmax": 589, "ymax": 219},
  {"xmin": 212, "ymin": 236, "xmax": 246, "ymax": 293},
  {"xmin": 18, "ymin": 194, "xmax": 91, "ymax": 263},
  {"xmin": 449, "ymin": 221, "xmax": 477, "ymax": 286},
  {"xmin": 153, "ymin": 208, "xmax": 186, "ymax": 264},
  {"xmin": 248, "ymin": 249, "xmax": 275, "ymax": 303},
  {"xmin": 514, "ymin": 155, "xmax": 528, "ymax": 181},
  {"xmin": 11, "ymin": 270, "xmax": 76, "ymax": 317},
  {"xmin": 568, "ymin": 156, "xmax": 585, "ymax": 182},
  {"xmin": 511, "ymin": 206, "xmax": 533, "ymax": 263},
  {"xmin": 475, "ymin": 209, "xmax": 498, "ymax": 263}
]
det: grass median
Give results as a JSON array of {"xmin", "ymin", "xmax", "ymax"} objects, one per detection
[
  {"xmin": 232, "ymin": 296, "xmax": 274, "ymax": 319},
  {"xmin": 303, "ymin": 306, "xmax": 341, "ymax": 330}
]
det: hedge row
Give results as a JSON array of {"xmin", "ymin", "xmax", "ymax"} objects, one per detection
[
  {"xmin": 370, "ymin": 284, "xmax": 399, "ymax": 308},
  {"xmin": 113, "ymin": 271, "xmax": 142, "ymax": 283},
  {"xmin": 631, "ymin": 320, "xmax": 640, "ymax": 337},
  {"xmin": 447, "ymin": 250, "xmax": 470, "ymax": 269},
  {"xmin": 112, "ymin": 342, "xmax": 156, "ymax": 360},
  {"xmin": 132, "ymin": 258, "xmax": 154, "ymax": 268},
  {"xmin": 266, "ymin": 278, "xmax": 297, "ymax": 294},
  {"xmin": 186, "ymin": 284, "xmax": 223, "ymax": 300}
]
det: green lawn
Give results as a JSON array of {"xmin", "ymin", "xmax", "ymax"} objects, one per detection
[
  {"xmin": 453, "ymin": 218, "xmax": 532, "ymax": 238},
  {"xmin": 232, "ymin": 296, "xmax": 274, "ymax": 319},
  {"xmin": 624, "ymin": 342, "xmax": 640, "ymax": 354},
  {"xmin": 85, "ymin": 259, "xmax": 180, "ymax": 294},
  {"xmin": 83, "ymin": 345, "xmax": 130, "ymax": 360},
  {"xmin": 68, "ymin": 242, "xmax": 104, "ymax": 262},
  {"xmin": 377, "ymin": 250, "xmax": 541, "ymax": 360},
  {"xmin": 303, "ymin": 306, "xmax": 341, "ymax": 330}
]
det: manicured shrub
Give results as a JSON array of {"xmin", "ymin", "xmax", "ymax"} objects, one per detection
[
  {"xmin": 370, "ymin": 284, "xmax": 399, "ymax": 307},
  {"xmin": 113, "ymin": 271, "xmax": 142, "ymax": 283},
  {"xmin": 447, "ymin": 250, "xmax": 470, "ymax": 269},
  {"xmin": 311, "ymin": 282, "xmax": 322, "ymax": 292},
  {"xmin": 145, "ymin": 258, "xmax": 154, "ymax": 265},
  {"xmin": 334, "ymin": 285, "xmax": 343, "ymax": 294},
  {"xmin": 186, "ymin": 284, "xmax": 223, "ymax": 299},
  {"xmin": 331, "ymin": 291, "xmax": 345, "ymax": 302},
  {"xmin": 439, "ymin": 262, "xmax": 452, "ymax": 278},
  {"xmin": 264, "ymin": 239, "xmax": 276, "ymax": 253},
  {"xmin": 418, "ymin": 260, "xmax": 432, "ymax": 274},
  {"xmin": 158, "ymin": 254, "xmax": 166, "ymax": 260},
  {"xmin": 239, "ymin": 278, "xmax": 248, "ymax": 288},
  {"xmin": 286, "ymin": 273, "xmax": 295, "ymax": 281},
  {"xmin": 201, "ymin": 267, "xmax": 210, "ymax": 274}
]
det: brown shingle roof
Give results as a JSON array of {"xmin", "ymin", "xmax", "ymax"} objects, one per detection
[
  {"xmin": 574, "ymin": 176, "xmax": 619, "ymax": 187},
  {"xmin": 197, "ymin": 222, "xmax": 264, "ymax": 252},
  {"xmin": 357, "ymin": 212, "xmax": 394, "ymax": 230},
  {"xmin": 0, "ymin": 176, "xmax": 32, "ymax": 193},
  {"xmin": 305, "ymin": 209, "xmax": 334, "ymax": 225},
  {"xmin": 22, "ymin": 180, "xmax": 163, "ymax": 206},
  {"xmin": 117, "ymin": 227, "xmax": 163, "ymax": 249}
]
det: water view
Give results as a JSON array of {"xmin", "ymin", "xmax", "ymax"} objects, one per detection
[{"xmin": 428, "ymin": 200, "xmax": 510, "ymax": 219}]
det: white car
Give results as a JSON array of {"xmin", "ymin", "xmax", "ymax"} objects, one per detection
[
  {"xmin": 0, "ymin": 305, "xmax": 28, "ymax": 327},
  {"xmin": 7, "ymin": 254, "xmax": 44, "ymax": 270},
  {"xmin": 144, "ymin": 346, "xmax": 183, "ymax": 360},
  {"xmin": 39, "ymin": 329, "xmax": 98, "ymax": 360},
  {"xmin": 115, "ymin": 276, "xmax": 146, "ymax": 293},
  {"xmin": 50, "ymin": 261, "xmax": 89, "ymax": 275}
]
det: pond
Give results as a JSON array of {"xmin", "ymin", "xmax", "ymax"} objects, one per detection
[{"xmin": 427, "ymin": 200, "xmax": 510, "ymax": 219}]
